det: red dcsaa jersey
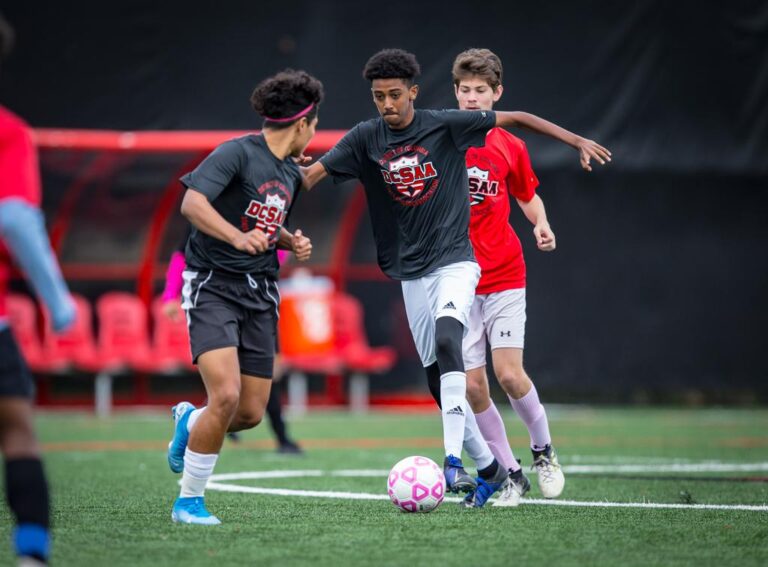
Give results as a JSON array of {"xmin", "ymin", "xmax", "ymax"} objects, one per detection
[
  {"xmin": 0, "ymin": 106, "xmax": 42, "ymax": 318},
  {"xmin": 466, "ymin": 128, "xmax": 538, "ymax": 294}
]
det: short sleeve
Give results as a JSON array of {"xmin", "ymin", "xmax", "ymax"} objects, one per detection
[
  {"xmin": 319, "ymin": 125, "xmax": 364, "ymax": 182},
  {"xmin": 506, "ymin": 138, "xmax": 539, "ymax": 202},
  {"xmin": 441, "ymin": 109, "xmax": 497, "ymax": 152},
  {"xmin": 180, "ymin": 139, "xmax": 244, "ymax": 201},
  {"xmin": 0, "ymin": 109, "xmax": 42, "ymax": 206},
  {"xmin": 285, "ymin": 176, "xmax": 302, "ymax": 220}
]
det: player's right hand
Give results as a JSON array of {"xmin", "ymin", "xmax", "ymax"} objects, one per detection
[
  {"xmin": 232, "ymin": 229, "xmax": 269, "ymax": 255},
  {"xmin": 534, "ymin": 222, "xmax": 556, "ymax": 252}
]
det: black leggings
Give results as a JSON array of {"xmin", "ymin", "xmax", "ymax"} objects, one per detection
[
  {"xmin": 266, "ymin": 381, "xmax": 289, "ymax": 444},
  {"xmin": 425, "ymin": 316, "xmax": 465, "ymax": 408}
]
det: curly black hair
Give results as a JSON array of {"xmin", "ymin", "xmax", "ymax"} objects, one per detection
[
  {"xmin": 362, "ymin": 49, "xmax": 421, "ymax": 84},
  {"xmin": 250, "ymin": 69, "xmax": 324, "ymax": 129}
]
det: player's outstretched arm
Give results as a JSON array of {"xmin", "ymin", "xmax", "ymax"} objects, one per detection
[
  {"xmin": 0, "ymin": 199, "xmax": 75, "ymax": 331},
  {"xmin": 516, "ymin": 194, "xmax": 556, "ymax": 252},
  {"xmin": 180, "ymin": 189, "xmax": 268, "ymax": 255},
  {"xmin": 495, "ymin": 111, "xmax": 612, "ymax": 172},
  {"xmin": 300, "ymin": 162, "xmax": 328, "ymax": 191}
]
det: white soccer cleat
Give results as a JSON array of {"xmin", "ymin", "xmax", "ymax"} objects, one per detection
[
  {"xmin": 532, "ymin": 445, "xmax": 565, "ymax": 499},
  {"xmin": 492, "ymin": 468, "xmax": 531, "ymax": 507}
]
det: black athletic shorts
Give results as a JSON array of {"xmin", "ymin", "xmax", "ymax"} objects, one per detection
[
  {"xmin": 182, "ymin": 269, "xmax": 279, "ymax": 378},
  {"xmin": 0, "ymin": 328, "xmax": 34, "ymax": 398}
]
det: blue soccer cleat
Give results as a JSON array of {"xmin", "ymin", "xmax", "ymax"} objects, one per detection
[
  {"xmin": 462, "ymin": 464, "xmax": 510, "ymax": 508},
  {"xmin": 171, "ymin": 497, "xmax": 221, "ymax": 525},
  {"xmin": 443, "ymin": 455, "xmax": 477, "ymax": 494},
  {"xmin": 167, "ymin": 401, "xmax": 195, "ymax": 473}
]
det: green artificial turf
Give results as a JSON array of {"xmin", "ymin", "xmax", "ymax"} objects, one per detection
[{"xmin": 1, "ymin": 407, "xmax": 766, "ymax": 566}]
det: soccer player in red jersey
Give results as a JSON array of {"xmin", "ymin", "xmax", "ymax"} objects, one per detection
[
  {"xmin": 453, "ymin": 48, "xmax": 611, "ymax": 505},
  {"xmin": 0, "ymin": 15, "xmax": 76, "ymax": 564}
]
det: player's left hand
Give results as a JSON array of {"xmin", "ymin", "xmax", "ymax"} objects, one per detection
[
  {"xmin": 291, "ymin": 229, "xmax": 312, "ymax": 261},
  {"xmin": 534, "ymin": 223, "xmax": 556, "ymax": 252},
  {"xmin": 577, "ymin": 137, "xmax": 611, "ymax": 172},
  {"xmin": 51, "ymin": 296, "xmax": 77, "ymax": 333},
  {"xmin": 162, "ymin": 299, "xmax": 182, "ymax": 321},
  {"xmin": 294, "ymin": 153, "xmax": 313, "ymax": 165}
]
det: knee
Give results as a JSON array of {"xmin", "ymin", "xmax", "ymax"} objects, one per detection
[
  {"xmin": 208, "ymin": 388, "xmax": 240, "ymax": 420},
  {"xmin": 497, "ymin": 367, "xmax": 531, "ymax": 399},
  {"xmin": 234, "ymin": 409, "xmax": 264, "ymax": 430},
  {"xmin": 434, "ymin": 318, "xmax": 463, "ymax": 371},
  {"xmin": 465, "ymin": 375, "xmax": 487, "ymax": 411},
  {"xmin": 0, "ymin": 407, "xmax": 40, "ymax": 457},
  {"xmin": 434, "ymin": 331, "xmax": 458, "ymax": 359}
]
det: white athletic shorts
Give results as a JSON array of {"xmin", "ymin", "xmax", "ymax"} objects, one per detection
[
  {"xmin": 401, "ymin": 261, "xmax": 481, "ymax": 367},
  {"xmin": 463, "ymin": 287, "xmax": 526, "ymax": 371}
]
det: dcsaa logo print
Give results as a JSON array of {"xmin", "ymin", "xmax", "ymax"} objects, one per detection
[
  {"xmin": 379, "ymin": 147, "xmax": 439, "ymax": 207},
  {"xmin": 467, "ymin": 166, "xmax": 499, "ymax": 207},
  {"xmin": 244, "ymin": 183, "xmax": 290, "ymax": 243}
]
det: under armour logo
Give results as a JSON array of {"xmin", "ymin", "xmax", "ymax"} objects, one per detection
[
  {"xmin": 446, "ymin": 405, "xmax": 464, "ymax": 416},
  {"xmin": 500, "ymin": 330, "xmax": 512, "ymax": 337},
  {"xmin": 442, "ymin": 302, "xmax": 456, "ymax": 310}
]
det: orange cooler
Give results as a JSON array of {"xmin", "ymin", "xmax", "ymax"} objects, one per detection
[{"xmin": 278, "ymin": 272, "xmax": 335, "ymax": 356}]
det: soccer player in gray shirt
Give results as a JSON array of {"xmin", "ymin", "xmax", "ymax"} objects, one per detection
[{"xmin": 302, "ymin": 49, "xmax": 609, "ymax": 506}]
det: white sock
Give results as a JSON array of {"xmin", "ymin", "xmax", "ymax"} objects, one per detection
[
  {"xmin": 462, "ymin": 407, "xmax": 495, "ymax": 470},
  {"xmin": 179, "ymin": 449, "xmax": 218, "ymax": 498},
  {"xmin": 440, "ymin": 371, "xmax": 468, "ymax": 458},
  {"xmin": 186, "ymin": 407, "xmax": 205, "ymax": 433}
]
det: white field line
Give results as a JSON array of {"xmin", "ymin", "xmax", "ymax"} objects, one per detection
[
  {"xmin": 326, "ymin": 461, "xmax": 768, "ymax": 477},
  {"xmin": 565, "ymin": 462, "xmax": 768, "ymax": 473},
  {"xmin": 203, "ymin": 466, "xmax": 768, "ymax": 512},
  {"xmin": 210, "ymin": 461, "xmax": 768, "ymax": 482},
  {"xmin": 520, "ymin": 498, "xmax": 768, "ymax": 512}
]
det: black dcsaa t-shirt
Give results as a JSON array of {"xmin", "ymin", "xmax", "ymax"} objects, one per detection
[
  {"xmin": 180, "ymin": 134, "xmax": 302, "ymax": 278},
  {"xmin": 319, "ymin": 109, "xmax": 496, "ymax": 280}
]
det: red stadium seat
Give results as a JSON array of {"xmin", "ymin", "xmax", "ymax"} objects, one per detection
[
  {"xmin": 42, "ymin": 293, "xmax": 100, "ymax": 372},
  {"xmin": 148, "ymin": 297, "xmax": 196, "ymax": 373},
  {"xmin": 95, "ymin": 292, "xmax": 154, "ymax": 371},
  {"xmin": 333, "ymin": 292, "xmax": 397, "ymax": 371},
  {"xmin": 6, "ymin": 293, "xmax": 49, "ymax": 372},
  {"xmin": 281, "ymin": 292, "xmax": 397, "ymax": 412},
  {"xmin": 332, "ymin": 293, "xmax": 397, "ymax": 412}
]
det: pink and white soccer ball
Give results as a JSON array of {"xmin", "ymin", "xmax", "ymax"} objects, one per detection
[{"xmin": 387, "ymin": 455, "xmax": 445, "ymax": 513}]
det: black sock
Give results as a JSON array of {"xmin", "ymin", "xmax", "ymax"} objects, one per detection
[
  {"xmin": 5, "ymin": 458, "xmax": 50, "ymax": 561},
  {"xmin": 477, "ymin": 459, "xmax": 500, "ymax": 480}
]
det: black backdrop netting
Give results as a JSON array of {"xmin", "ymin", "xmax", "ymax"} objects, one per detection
[
  {"xmin": 1, "ymin": 0, "xmax": 767, "ymax": 173},
  {"xmin": 4, "ymin": 1, "xmax": 768, "ymax": 401}
]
